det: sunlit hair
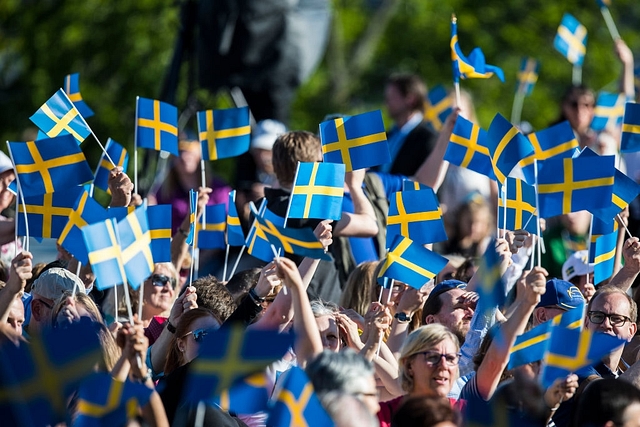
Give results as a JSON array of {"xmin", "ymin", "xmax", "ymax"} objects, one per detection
[
  {"xmin": 399, "ymin": 324, "xmax": 459, "ymax": 392},
  {"xmin": 339, "ymin": 261, "xmax": 379, "ymax": 317},
  {"xmin": 272, "ymin": 131, "xmax": 322, "ymax": 186},
  {"xmin": 310, "ymin": 299, "xmax": 340, "ymax": 318}
]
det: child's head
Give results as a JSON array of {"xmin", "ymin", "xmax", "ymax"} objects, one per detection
[{"xmin": 272, "ymin": 131, "xmax": 322, "ymax": 187}]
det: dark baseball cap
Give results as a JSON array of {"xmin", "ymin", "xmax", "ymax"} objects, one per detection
[
  {"xmin": 537, "ymin": 278, "xmax": 585, "ymax": 310},
  {"xmin": 423, "ymin": 279, "xmax": 467, "ymax": 316}
]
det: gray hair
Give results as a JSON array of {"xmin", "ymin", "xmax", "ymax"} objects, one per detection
[
  {"xmin": 320, "ymin": 391, "xmax": 378, "ymax": 427},
  {"xmin": 310, "ymin": 299, "xmax": 339, "ymax": 318},
  {"xmin": 305, "ymin": 349, "xmax": 375, "ymax": 396}
]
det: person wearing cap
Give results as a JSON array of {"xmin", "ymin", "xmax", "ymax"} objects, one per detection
[
  {"xmin": 0, "ymin": 150, "xmax": 23, "ymax": 267},
  {"xmin": 532, "ymin": 278, "xmax": 585, "ymax": 326},
  {"xmin": 422, "ymin": 280, "xmax": 476, "ymax": 345},
  {"xmin": 562, "ymin": 250, "xmax": 595, "ymax": 302}
]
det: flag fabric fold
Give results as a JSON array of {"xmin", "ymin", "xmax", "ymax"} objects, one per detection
[
  {"xmin": 29, "ymin": 89, "xmax": 91, "ymax": 144},
  {"xmin": 197, "ymin": 107, "xmax": 251, "ymax": 161},
  {"xmin": 57, "ymin": 190, "xmax": 108, "ymax": 264},
  {"xmin": 116, "ymin": 205, "xmax": 154, "ymax": 290},
  {"xmin": 186, "ymin": 189, "xmax": 198, "ymax": 246},
  {"xmin": 288, "ymin": 162, "xmax": 345, "ymax": 221},
  {"xmin": 450, "ymin": 17, "xmax": 505, "ymax": 82},
  {"xmin": 498, "ymin": 177, "xmax": 538, "ymax": 233},
  {"xmin": 227, "ymin": 191, "xmax": 245, "ymax": 247},
  {"xmin": 246, "ymin": 200, "xmax": 285, "ymax": 262},
  {"xmin": 444, "ymin": 116, "xmax": 495, "ymax": 180},
  {"xmin": 486, "ymin": 114, "xmax": 534, "ymax": 184},
  {"xmin": 135, "ymin": 97, "xmax": 179, "ymax": 156}
]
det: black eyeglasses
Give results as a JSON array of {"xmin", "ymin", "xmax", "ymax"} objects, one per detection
[
  {"xmin": 182, "ymin": 328, "xmax": 209, "ymax": 343},
  {"xmin": 418, "ymin": 351, "xmax": 461, "ymax": 367},
  {"xmin": 587, "ymin": 311, "xmax": 631, "ymax": 327},
  {"xmin": 33, "ymin": 298, "xmax": 53, "ymax": 310},
  {"xmin": 151, "ymin": 274, "xmax": 175, "ymax": 288},
  {"xmin": 569, "ymin": 100, "xmax": 594, "ymax": 109}
]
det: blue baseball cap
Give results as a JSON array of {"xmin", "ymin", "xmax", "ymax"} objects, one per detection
[
  {"xmin": 423, "ymin": 279, "xmax": 467, "ymax": 317},
  {"xmin": 537, "ymin": 278, "xmax": 585, "ymax": 310}
]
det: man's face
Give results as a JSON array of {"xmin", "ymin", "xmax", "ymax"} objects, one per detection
[
  {"xmin": 384, "ymin": 84, "xmax": 410, "ymax": 121},
  {"xmin": 427, "ymin": 288, "xmax": 474, "ymax": 343},
  {"xmin": 586, "ymin": 292, "xmax": 637, "ymax": 342},
  {"xmin": 7, "ymin": 298, "xmax": 24, "ymax": 337}
]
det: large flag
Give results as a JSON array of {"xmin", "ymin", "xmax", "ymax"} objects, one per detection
[
  {"xmin": 516, "ymin": 57, "xmax": 539, "ymax": 97},
  {"xmin": 444, "ymin": 116, "xmax": 495, "ymax": 180},
  {"xmin": 197, "ymin": 107, "xmax": 251, "ymax": 161},
  {"xmin": 227, "ymin": 191, "xmax": 245, "ymax": 247},
  {"xmin": 288, "ymin": 162, "xmax": 345, "ymax": 221},
  {"xmin": 246, "ymin": 200, "xmax": 285, "ymax": 263},
  {"xmin": 148, "ymin": 204, "xmax": 172, "ymax": 263},
  {"xmin": 93, "ymin": 138, "xmax": 129, "ymax": 194},
  {"xmin": 621, "ymin": 102, "xmax": 640, "ymax": 153},
  {"xmin": 57, "ymin": 190, "xmax": 108, "ymax": 264},
  {"xmin": 378, "ymin": 235, "xmax": 448, "ymax": 290},
  {"xmin": 320, "ymin": 110, "xmax": 390, "ymax": 172},
  {"xmin": 82, "ymin": 218, "xmax": 126, "ymax": 290},
  {"xmin": 475, "ymin": 239, "xmax": 506, "ymax": 312},
  {"xmin": 519, "ymin": 121, "xmax": 579, "ymax": 185},
  {"xmin": 450, "ymin": 16, "xmax": 505, "ymax": 82},
  {"xmin": 8, "ymin": 135, "xmax": 94, "ymax": 196},
  {"xmin": 423, "ymin": 85, "xmax": 453, "ymax": 131},
  {"xmin": 268, "ymin": 367, "xmax": 334, "ymax": 427},
  {"xmin": 186, "ymin": 189, "xmax": 198, "ymax": 246},
  {"xmin": 0, "ymin": 319, "xmax": 102, "ymax": 426},
  {"xmin": 183, "ymin": 324, "xmax": 294, "ymax": 401},
  {"xmin": 197, "ymin": 204, "xmax": 227, "ymax": 250},
  {"xmin": 386, "ymin": 188, "xmax": 447, "ymax": 246},
  {"xmin": 64, "ymin": 73, "xmax": 94, "ymax": 118},
  {"xmin": 537, "ymin": 156, "xmax": 615, "ymax": 218},
  {"xmin": 117, "ymin": 205, "xmax": 154, "ymax": 290},
  {"xmin": 135, "ymin": 97, "xmax": 179, "ymax": 156},
  {"xmin": 486, "ymin": 114, "xmax": 534, "ymax": 184},
  {"xmin": 591, "ymin": 92, "xmax": 627, "ymax": 131},
  {"xmin": 498, "ymin": 177, "xmax": 537, "ymax": 233},
  {"xmin": 554, "ymin": 13, "xmax": 587, "ymax": 66},
  {"xmin": 29, "ymin": 88, "xmax": 91, "ymax": 144},
  {"xmin": 17, "ymin": 186, "xmax": 84, "ymax": 240}
]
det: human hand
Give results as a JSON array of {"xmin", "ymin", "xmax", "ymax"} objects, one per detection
[
  {"xmin": 254, "ymin": 262, "xmax": 282, "ymax": 298},
  {"xmin": 275, "ymin": 257, "xmax": 305, "ymax": 293},
  {"xmin": 615, "ymin": 38, "xmax": 634, "ymax": 66},
  {"xmin": 544, "ymin": 374, "xmax": 579, "ymax": 410},
  {"xmin": 395, "ymin": 285, "xmax": 428, "ymax": 317},
  {"xmin": 522, "ymin": 266, "xmax": 548, "ymax": 306},
  {"xmin": 621, "ymin": 237, "xmax": 640, "ymax": 274},
  {"xmin": 313, "ymin": 220, "xmax": 333, "ymax": 251},
  {"xmin": 169, "ymin": 286, "xmax": 198, "ymax": 325},
  {"xmin": 6, "ymin": 251, "xmax": 32, "ymax": 293},
  {"xmin": 108, "ymin": 167, "xmax": 134, "ymax": 207}
]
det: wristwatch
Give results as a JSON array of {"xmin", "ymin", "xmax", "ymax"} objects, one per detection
[
  {"xmin": 166, "ymin": 320, "xmax": 176, "ymax": 334},
  {"xmin": 394, "ymin": 312, "xmax": 412, "ymax": 323}
]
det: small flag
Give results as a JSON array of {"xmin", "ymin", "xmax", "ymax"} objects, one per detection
[
  {"xmin": 246, "ymin": 200, "xmax": 285, "ymax": 263},
  {"xmin": 423, "ymin": 85, "xmax": 453, "ymax": 131},
  {"xmin": 148, "ymin": 204, "xmax": 172, "ymax": 263},
  {"xmin": 320, "ymin": 110, "xmax": 390, "ymax": 172},
  {"xmin": 57, "ymin": 190, "xmax": 108, "ymax": 264},
  {"xmin": 288, "ymin": 162, "xmax": 345, "ymax": 221},
  {"xmin": 227, "ymin": 191, "xmax": 245, "ymax": 247},
  {"xmin": 554, "ymin": 13, "xmax": 587, "ymax": 66},
  {"xmin": 135, "ymin": 97, "xmax": 179, "ymax": 156},
  {"xmin": 213, "ymin": 372, "xmax": 271, "ymax": 415},
  {"xmin": 378, "ymin": 235, "xmax": 448, "ymax": 290},
  {"xmin": 402, "ymin": 180, "xmax": 430, "ymax": 191},
  {"xmin": 621, "ymin": 102, "xmax": 640, "ymax": 153},
  {"xmin": 444, "ymin": 116, "xmax": 495, "ymax": 180},
  {"xmin": 591, "ymin": 92, "xmax": 627, "ymax": 131},
  {"xmin": 386, "ymin": 189, "xmax": 447, "ymax": 246},
  {"xmin": 536, "ymin": 156, "xmax": 615, "ymax": 218},
  {"xmin": 93, "ymin": 138, "xmax": 129, "ymax": 194},
  {"xmin": 498, "ymin": 178, "xmax": 538, "ymax": 233},
  {"xmin": 475, "ymin": 239, "xmax": 506, "ymax": 312},
  {"xmin": 64, "ymin": 73, "xmax": 94, "ymax": 118},
  {"xmin": 17, "ymin": 187, "xmax": 84, "ymax": 240},
  {"xmin": 486, "ymin": 114, "xmax": 534, "ymax": 184},
  {"xmin": 589, "ymin": 216, "xmax": 618, "ymax": 284},
  {"xmin": 268, "ymin": 367, "xmax": 334, "ymax": 427},
  {"xmin": 8, "ymin": 135, "xmax": 94, "ymax": 196},
  {"xmin": 117, "ymin": 204, "xmax": 154, "ymax": 290},
  {"xmin": 197, "ymin": 107, "xmax": 251, "ymax": 161},
  {"xmin": 596, "ymin": 0, "xmax": 611, "ymax": 8},
  {"xmin": 519, "ymin": 120, "xmax": 579, "ymax": 185},
  {"xmin": 516, "ymin": 57, "xmax": 539, "ymax": 97},
  {"xmin": 29, "ymin": 89, "xmax": 91, "ymax": 144},
  {"xmin": 197, "ymin": 204, "xmax": 227, "ymax": 250},
  {"xmin": 591, "ymin": 168, "xmax": 640, "ymax": 223},
  {"xmin": 450, "ymin": 16, "xmax": 505, "ymax": 82},
  {"xmin": 186, "ymin": 189, "xmax": 198, "ymax": 246},
  {"xmin": 82, "ymin": 218, "xmax": 126, "ymax": 290}
]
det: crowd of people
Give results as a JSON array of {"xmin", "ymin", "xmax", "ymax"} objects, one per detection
[{"xmin": 1, "ymin": 35, "xmax": 640, "ymax": 427}]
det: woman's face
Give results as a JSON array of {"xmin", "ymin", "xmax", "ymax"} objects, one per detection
[
  {"xmin": 178, "ymin": 315, "xmax": 221, "ymax": 365},
  {"xmin": 143, "ymin": 265, "xmax": 176, "ymax": 316},
  {"xmin": 407, "ymin": 338, "xmax": 459, "ymax": 397},
  {"xmin": 175, "ymin": 146, "xmax": 201, "ymax": 175},
  {"xmin": 315, "ymin": 314, "xmax": 341, "ymax": 352},
  {"xmin": 0, "ymin": 170, "xmax": 15, "ymax": 211},
  {"xmin": 562, "ymin": 93, "xmax": 595, "ymax": 134}
]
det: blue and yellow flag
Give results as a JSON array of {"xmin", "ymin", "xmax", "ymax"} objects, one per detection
[
  {"xmin": 184, "ymin": 323, "xmax": 294, "ymax": 401},
  {"xmin": 9, "ymin": 135, "xmax": 94, "ymax": 196},
  {"xmin": 621, "ymin": 102, "xmax": 640, "ymax": 153},
  {"xmin": 227, "ymin": 190, "xmax": 245, "ymax": 247},
  {"xmin": 0, "ymin": 318, "xmax": 102, "ymax": 426},
  {"xmin": 268, "ymin": 367, "xmax": 334, "ymax": 427},
  {"xmin": 64, "ymin": 73, "xmax": 94, "ymax": 119},
  {"xmin": 93, "ymin": 138, "xmax": 129, "ymax": 194},
  {"xmin": 498, "ymin": 177, "xmax": 537, "ymax": 233},
  {"xmin": 444, "ymin": 116, "xmax": 495, "ymax": 180},
  {"xmin": 197, "ymin": 107, "xmax": 251, "ymax": 161},
  {"xmin": 387, "ymin": 188, "xmax": 447, "ymax": 246},
  {"xmin": 117, "ymin": 204, "xmax": 154, "ymax": 290},
  {"xmin": 58, "ymin": 190, "xmax": 108, "ymax": 264},
  {"xmin": 475, "ymin": 239, "xmax": 506, "ymax": 312},
  {"xmin": 554, "ymin": 13, "xmax": 587, "ymax": 66},
  {"xmin": 592, "ymin": 169, "xmax": 640, "ymax": 223},
  {"xmin": 29, "ymin": 89, "xmax": 91, "ymax": 144},
  {"xmin": 75, "ymin": 373, "xmax": 153, "ymax": 427},
  {"xmin": 197, "ymin": 203, "xmax": 227, "ymax": 250},
  {"xmin": 186, "ymin": 189, "xmax": 198, "ymax": 246},
  {"xmin": 519, "ymin": 120, "xmax": 579, "ymax": 185},
  {"xmin": 17, "ymin": 186, "xmax": 84, "ymax": 240},
  {"xmin": 246, "ymin": 200, "xmax": 285, "ymax": 263},
  {"xmin": 402, "ymin": 180, "xmax": 430, "ymax": 191},
  {"xmin": 589, "ymin": 216, "xmax": 618, "ymax": 285},
  {"xmin": 541, "ymin": 328, "xmax": 624, "ymax": 388},
  {"xmin": 536, "ymin": 155, "xmax": 615, "ymax": 218},
  {"xmin": 378, "ymin": 235, "xmax": 448, "ymax": 290},
  {"xmin": 424, "ymin": 85, "xmax": 453, "ymax": 131},
  {"xmin": 82, "ymin": 218, "xmax": 126, "ymax": 290},
  {"xmin": 320, "ymin": 110, "xmax": 390, "ymax": 172},
  {"xmin": 148, "ymin": 204, "xmax": 172, "ymax": 263},
  {"xmin": 135, "ymin": 97, "xmax": 179, "ymax": 156},
  {"xmin": 288, "ymin": 162, "xmax": 345, "ymax": 221},
  {"xmin": 213, "ymin": 372, "xmax": 271, "ymax": 415},
  {"xmin": 450, "ymin": 16, "xmax": 505, "ymax": 83},
  {"xmin": 591, "ymin": 92, "xmax": 627, "ymax": 131},
  {"xmin": 486, "ymin": 114, "xmax": 534, "ymax": 184},
  {"xmin": 596, "ymin": 0, "xmax": 611, "ymax": 7},
  {"xmin": 516, "ymin": 57, "xmax": 539, "ymax": 97}
]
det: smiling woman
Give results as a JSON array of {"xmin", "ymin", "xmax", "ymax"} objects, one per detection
[{"xmin": 127, "ymin": 263, "xmax": 180, "ymax": 328}]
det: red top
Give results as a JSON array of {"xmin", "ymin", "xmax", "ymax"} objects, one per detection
[{"xmin": 377, "ymin": 395, "xmax": 465, "ymax": 427}]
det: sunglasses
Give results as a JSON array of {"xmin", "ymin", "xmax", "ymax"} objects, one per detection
[
  {"xmin": 151, "ymin": 274, "xmax": 175, "ymax": 287},
  {"xmin": 183, "ymin": 328, "xmax": 209, "ymax": 343}
]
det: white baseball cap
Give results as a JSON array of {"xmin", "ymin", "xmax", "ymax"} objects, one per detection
[{"xmin": 562, "ymin": 250, "xmax": 594, "ymax": 281}]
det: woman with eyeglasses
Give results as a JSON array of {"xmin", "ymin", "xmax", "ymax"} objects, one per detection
[{"xmin": 128, "ymin": 263, "xmax": 180, "ymax": 329}]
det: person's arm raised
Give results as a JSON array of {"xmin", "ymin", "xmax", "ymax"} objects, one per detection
[{"xmin": 332, "ymin": 168, "xmax": 378, "ymax": 237}]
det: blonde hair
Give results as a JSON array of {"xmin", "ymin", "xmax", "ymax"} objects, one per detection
[
  {"xmin": 339, "ymin": 261, "xmax": 379, "ymax": 317},
  {"xmin": 398, "ymin": 324, "xmax": 459, "ymax": 392}
]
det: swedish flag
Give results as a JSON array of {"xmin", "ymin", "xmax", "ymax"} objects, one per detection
[
  {"xmin": 424, "ymin": 85, "xmax": 453, "ymax": 131},
  {"xmin": 246, "ymin": 200, "xmax": 285, "ymax": 263},
  {"xmin": 621, "ymin": 102, "xmax": 640, "ymax": 153},
  {"xmin": 197, "ymin": 203, "xmax": 227, "ymax": 250},
  {"xmin": 589, "ymin": 216, "xmax": 618, "ymax": 284},
  {"xmin": 402, "ymin": 180, "xmax": 430, "ymax": 191},
  {"xmin": 64, "ymin": 73, "xmax": 94, "ymax": 118},
  {"xmin": 592, "ymin": 169, "xmax": 640, "ymax": 222},
  {"xmin": 8, "ymin": 135, "xmax": 94, "ymax": 196},
  {"xmin": 288, "ymin": 162, "xmax": 345, "ymax": 221},
  {"xmin": 444, "ymin": 116, "xmax": 495, "ymax": 180},
  {"xmin": 148, "ymin": 204, "xmax": 172, "ymax": 263},
  {"xmin": 516, "ymin": 57, "xmax": 539, "ymax": 97},
  {"xmin": 320, "ymin": 110, "xmax": 390, "ymax": 172},
  {"xmin": 197, "ymin": 107, "xmax": 251, "ymax": 161},
  {"xmin": 227, "ymin": 190, "xmax": 245, "ymax": 247},
  {"xmin": 58, "ymin": 190, "xmax": 108, "ymax": 264},
  {"xmin": 29, "ymin": 89, "xmax": 91, "ymax": 144},
  {"xmin": 17, "ymin": 186, "xmax": 84, "ymax": 240},
  {"xmin": 378, "ymin": 235, "xmax": 448, "ymax": 290},
  {"xmin": 387, "ymin": 188, "xmax": 447, "ymax": 247},
  {"xmin": 486, "ymin": 114, "xmax": 534, "ymax": 184},
  {"xmin": 213, "ymin": 372, "xmax": 271, "ymax": 415},
  {"xmin": 591, "ymin": 92, "xmax": 627, "ymax": 131},
  {"xmin": 135, "ymin": 97, "xmax": 179, "ymax": 156},
  {"xmin": 117, "ymin": 204, "xmax": 154, "ymax": 290},
  {"xmin": 186, "ymin": 189, "xmax": 198, "ymax": 246},
  {"xmin": 93, "ymin": 138, "xmax": 128, "ymax": 194},
  {"xmin": 554, "ymin": 13, "xmax": 587, "ymax": 66},
  {"xmin": 450, "ymin": 16, "xmax": 505, "ymax": 83},
  {"xmin": 498, "ymin": 177, "xmax": 537, "ymax": 233},
  {"xmin": 82, "ymin": 218, "xmax": 127, "ymax": 290},
  {"xmin": 475, "ymin": 239, "xmax": 506, "ymax": 312},
  {"xmin": 254, "ymin": 213, "xmax": 331, "ymax": 261}
]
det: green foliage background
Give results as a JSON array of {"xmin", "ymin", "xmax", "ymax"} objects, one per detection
[{"xmin": 1, "ymin": 0, "xmax": 638, "ymax": 186}]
